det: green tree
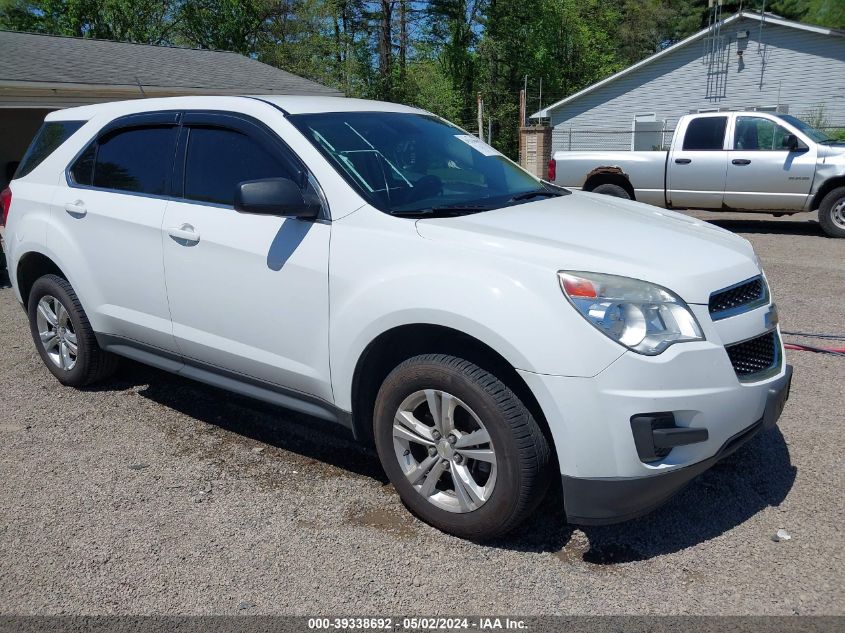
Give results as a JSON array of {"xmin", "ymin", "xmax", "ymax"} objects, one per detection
[
  {"xmin": 425, "ymin": 0, "xmax": 485, "ymax": 127},
  {"xmin": 176, "ymin": 0, "xmax": 269, "ymax": 53},
  {"xmin": 476, "ymin": 0, "xmax": 623, "ymax": 157},
  {"xmin": 0, "ymin": 0, "xmax": 178, "ymax": 43},
  {"xmin": 403, "ymin": 44, "xmax": 463, "ymax": 122}
]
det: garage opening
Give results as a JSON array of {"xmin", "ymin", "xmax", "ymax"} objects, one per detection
[{"xmin": 0, "ymin": 108, "xmax": 54, "ymax": 188}]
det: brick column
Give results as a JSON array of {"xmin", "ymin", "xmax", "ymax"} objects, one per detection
[{"xmin": 519, "ymin": 125, "xmax": 552, "ymax": 179}]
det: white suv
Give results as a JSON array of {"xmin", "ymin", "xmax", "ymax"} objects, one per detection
[{"xmin": 0, "ymin": 96, "xmax": 792, "ymax": 540}]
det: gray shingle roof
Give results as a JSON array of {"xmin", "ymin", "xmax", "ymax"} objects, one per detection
[{"xmin": 0, "ymin": 30, "xmax": 342, "ymax": 96}]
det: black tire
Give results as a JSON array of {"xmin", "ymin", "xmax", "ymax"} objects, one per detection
[
  {"xmin": 373, "ymin": 354, "xmax": 551, "ymax": 541},
  {"xmin": 818, "ymin": 186, "xmax": 845, "ymax": 238},
  {"xmin": 27, "ymin": 274, "xmax": 118, "ymax": 387},
  {"xmin": 591, "ymin": 183, "xmax": 631, "ymax": 199}
]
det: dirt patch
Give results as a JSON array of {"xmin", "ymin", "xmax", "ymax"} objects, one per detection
[
  {"xmin": 346, "ymin": 506, "xmax": 418, "ymax": 538},
  {"xmin": 553, "ymin": 530, "xmax": 642, "ymax": 568}
]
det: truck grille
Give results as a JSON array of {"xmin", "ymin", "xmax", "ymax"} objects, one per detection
[
  {"xmin": 725, "ymin": 330, "xmax": 780, "ymax": 380},
  {"xmin": 709, "ymin": 276, "xmax": 767, "ymax": 320}
]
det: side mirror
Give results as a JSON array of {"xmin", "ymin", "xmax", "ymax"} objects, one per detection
[
  {"xmin": 234, "ymin": 177, "xmax": 320, "ymax": 219},
  {"xmin": 785, "ymin": 134, "xmax": 808, "ymax": 152}
]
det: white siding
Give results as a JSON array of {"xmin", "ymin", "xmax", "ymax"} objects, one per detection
[{"xmin": 549, "ymin": 18, "xmax": 845, "ymax": 152}]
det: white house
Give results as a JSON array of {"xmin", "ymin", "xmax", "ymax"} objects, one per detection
[{"xmin": 532, "ymin": 12, "xmax": 845, "ymax": 152}]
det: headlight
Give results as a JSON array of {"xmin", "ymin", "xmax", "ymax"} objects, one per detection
[{"xmin": 558, "ymin": 271, "xmax": 704, "ymax": 355}]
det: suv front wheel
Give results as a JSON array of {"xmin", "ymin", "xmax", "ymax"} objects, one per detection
[{"xmin": 373, "ymin": 354, "xmax": 551, "ymax": 540}]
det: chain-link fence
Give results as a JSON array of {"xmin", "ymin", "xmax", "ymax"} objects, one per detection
[
  {"xmin": 552, "ymin": 128, "xmax": 676, "ymax": 152},
  {"xmin": 552, "ymin": 122, "xmax": 845, "ymax": 153},
  {"xmin": 818, "ymin": 125, "xmax": 845, "ymax": 142}
]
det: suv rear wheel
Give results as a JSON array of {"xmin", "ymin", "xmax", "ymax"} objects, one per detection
[
  {"xmin": 373, "ymin": 354, "xmax": 551, "ymax": 540},
  {"xmin": 27, "ymin": 274, "xmax": 118, "ymax": 387}
]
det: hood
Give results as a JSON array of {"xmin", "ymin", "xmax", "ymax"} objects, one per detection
[
  {"xmin": 414, "ymin": 191, "xmax": 759, "ymax": 305},
  {"xmin": 819, "ymin": 142, "xmax": 845, "ymax": 160}
]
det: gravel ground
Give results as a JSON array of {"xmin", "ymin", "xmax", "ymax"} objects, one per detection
[{"xmin": 0, "ymin": 210, "xmax": 843, "ymax": 616}]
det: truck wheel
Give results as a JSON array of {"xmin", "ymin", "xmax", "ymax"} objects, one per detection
[
  {"xmin": 818, "ymin": 186, "xmax": 845, "ymax": 238},
  {"xmin": 591, "ymin": 183, "xmax": 631, "ymax": 199},
  {"xmin": 27, "ymin": 274, "xmax": 118, "ymax": 387},
  {"xmin": 373, "ymin": 354, "xmax": 551, "ymax": 541}
]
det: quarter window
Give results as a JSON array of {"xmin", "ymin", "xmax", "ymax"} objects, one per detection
[
  {"xmin": 16, "ymin": 121, "xmax": 85, "ymax": 179},
  {"xmin": 183, "ymin": 126, "xmax": 295, "ymax": 206},
  {"xmin": 682, "ymin": 117, "xmax": 728, "ymax": 151},
  {"xmin": 734, "ymin": 116, "xmax": 791, "ymax": 151}
]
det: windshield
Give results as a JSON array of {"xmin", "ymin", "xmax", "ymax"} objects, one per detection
[
  {"xmin": 775, "ymin": 114, "xmax": 834, "ymax": 143},
  {"xmin": 288, "ymin": 111, "xmax": 560, "ymax": 215}
]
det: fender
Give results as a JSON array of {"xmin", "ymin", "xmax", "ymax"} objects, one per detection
[
  {"xmin": 328, "ymin": 208, "xmax": 626, "ymax": 412},
  {"xmin": 5, "ymin": 181, "xmax": 76, "ymax": 305},
  {"xmin": 333, "ymin": 306, "xmax": 535, "ymax": 413},
  {"xmin": 586, "ymin": 165, "xmax": 628, "ymax": 181}
]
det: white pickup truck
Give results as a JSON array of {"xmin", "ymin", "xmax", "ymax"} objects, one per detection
[{"xmin": 549, "ymin": 111, "xmax": 845, "ymax": 238}]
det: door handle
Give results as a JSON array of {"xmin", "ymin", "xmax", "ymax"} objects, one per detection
[
  {"xmin": 64, "ymin": 200, "xmax": 87, "ymax": 216},
  {"xmin": 732, "ymin": 159, "xmax": 752, "ymax": 165},
  {"xmin": 674, "ymin": 158, "xmax": 692, "ymax": 164},
  {"xmin": 167, "ymin": 224, "xmax": 201, "ymax": 243}
]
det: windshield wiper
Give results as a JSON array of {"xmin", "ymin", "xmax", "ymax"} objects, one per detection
[
  {"xmin": 390, "ymin": 204, "xmax": 492, "ymax": 217},
  {"xmin": 509, "ymin": 189, "xmax": 564, "ymax": 202}
]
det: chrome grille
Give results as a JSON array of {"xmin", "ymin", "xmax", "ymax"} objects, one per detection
[
  {"xmin": 725, "ymin": 330, "xmax": 780, "ymax": 380},
  {"xmin": 709, "ymin": 276, "xmax": 767, "ymax": 320}
]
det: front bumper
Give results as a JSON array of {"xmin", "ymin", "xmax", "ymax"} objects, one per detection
[{"xmin": 562, "ymin": 364, "xmax": 791, "ymax": 525}]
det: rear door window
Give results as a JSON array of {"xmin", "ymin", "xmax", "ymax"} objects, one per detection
[
  {"xmin": 682, "ymin": 117, "xmax": 728, "ymax": 151},
  {"xmin": 182, "ymin": 126, "xmax": 296, "ymax": 206},
  {"xmin": 91, "ymin": 126, "xmax": 178, "ymax": 195},
  {"xmin": 15, "ymin": 121, "xmax": 85, "ymax": 179}
]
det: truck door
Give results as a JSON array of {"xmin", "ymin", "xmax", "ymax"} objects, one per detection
[
  {"xmin": 667, "ymin": 115, "xmax": 729, "ymax": 210},
  {"xmin": 724, "ymin": 115, "xmax": 816, "ymax": 211}
]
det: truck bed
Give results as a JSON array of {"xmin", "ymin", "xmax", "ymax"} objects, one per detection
[{"xmin": 552, "ymin": 151, "xmax": 669, "ymax": 207}]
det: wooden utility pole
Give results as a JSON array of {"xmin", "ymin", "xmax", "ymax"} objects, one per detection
[
  {"xmin": 477, "ymin": 92, "xmax": 483, "ymax": 140},
  {"xmin": 518, "ymin": 88, "xmax": 526, "ymax": 160},
  {"xmin": 378, "ymin": 0, "xmax": 394, "ymax": 100},
  {"xmin": 538, "ymin": 77, "xmax": 542, "ymax": 113},
  {"xmin": 519, "ymin": 89, "xmax": 526, "ymax": 128},
  {"xmin": 399, "ymin": 0, "xmax": 408, "ymax": 89}
]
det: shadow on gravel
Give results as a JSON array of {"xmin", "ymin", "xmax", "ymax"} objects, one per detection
[
  {"xmin": 705, "ymin": 217, "xmax": 824, "ymax": 236},
  {"xmin": 489, "ymin": 428, "xmax": 796, "ymax": 564},
  {"xmin": 84, "ymin": 360, "xmax": 387, "ymax": 484},
  {"xmin": 85, "ymin": 360, "xmax": 796, "ymax": 562}
]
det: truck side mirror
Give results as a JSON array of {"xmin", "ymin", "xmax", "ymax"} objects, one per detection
[
  {"xmin": 234, "ymin": 177, "xmax": 321, "ymax": 219},
  {"xmin": 785, "ymin": 134, "xmax": 807, "ymax": 153}
]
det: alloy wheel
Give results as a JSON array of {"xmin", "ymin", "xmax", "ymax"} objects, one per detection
[
  {"xmin": 35, "ymin": 295, "xmax": 78, "ymax": 371},
  {"xmin": 392, "ymin": 389, "xmax": 497, "ymax": 513}
]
